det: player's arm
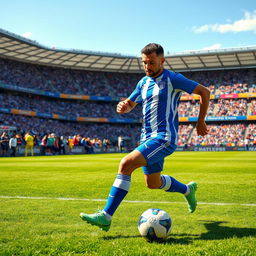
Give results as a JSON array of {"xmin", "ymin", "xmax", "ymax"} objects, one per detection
[
  {"xmin": 116, "ymin": 98, "xmax": 137, "ymax": 114},
  {"xmin": 192, "ymin": 84, "xmax": 210, "ymax": 136}
]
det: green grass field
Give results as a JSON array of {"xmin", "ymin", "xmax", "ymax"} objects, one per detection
[{"xmin": 0, "ymin": 152, "xmax": 256, "ymax": 256}]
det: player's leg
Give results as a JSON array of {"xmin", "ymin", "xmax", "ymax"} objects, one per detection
[
  {"xmin": 143, "ymin": 166, "xmax": 189, "ymax": 194},
  {"xmin": 31, "ymin": 146, "xmax": 34, "ymax": 156},
  {"xmin": 144, "ymin": 172, "xmax": 197, "ymax": 213},
  {"xmin": 160, "ymin": 175, "xmax": 197, "ymax": 213},
  {"xmin": 102, "ymin": 149, "xmax": 147, "ymax": 215},
  {"xmin": 140, "ymin": 139, "xmax": 197, "ymax": 213},
  {"xmin": 80, "ymin": 149, "xmax": 147, "ymax": 231},
  {"xmin": 25, "ymin": 145, "xmax": 28, "ymax": 156}
]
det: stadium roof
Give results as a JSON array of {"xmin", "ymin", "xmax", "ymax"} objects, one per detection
[{"xmin": 1, "ymin": 28, "xmax": 256, "ymax": 73}]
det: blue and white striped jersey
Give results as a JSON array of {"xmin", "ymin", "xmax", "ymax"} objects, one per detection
[{"xmin": 128, "ymin": 69, "xmax": 198, "ymax": 145}]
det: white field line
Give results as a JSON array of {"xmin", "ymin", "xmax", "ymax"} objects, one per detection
[{"xmin": 0, "ymin": 195, "xmax": 255, "ymax": 207}]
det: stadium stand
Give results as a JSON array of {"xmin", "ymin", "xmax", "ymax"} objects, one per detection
[{"xmin": 0, "ymin": 29, "xmax": 256, "ymax": 156}]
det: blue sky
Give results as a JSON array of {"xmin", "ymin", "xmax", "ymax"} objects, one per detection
[{"xmin": 1, "ymin": 0, "xmax": 255, "ymax": 56}]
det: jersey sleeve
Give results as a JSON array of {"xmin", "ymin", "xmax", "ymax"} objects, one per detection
[
  {"xmin": 128, "ymin": 80, "xmax": 142, "ymax": 104},
  {"xmin": 172, "ymin": 73, "xmax": 198, "ymax": 94}
]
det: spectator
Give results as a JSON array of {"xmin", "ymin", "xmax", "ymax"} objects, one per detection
[
  {"xmin": 9, "ymin": 133, "xmax": 17, "ymax": 157},
  {"xmin": 53, "ymin": 135, "xmax": 60, "ymax": 154},
  {"xmin": 118, "ymin": 136, "xmax": 124, "ymax": 152},
  {"xmin": 24, "ymin": 132, "xmax": 34, "ymax": 156},
  {"xmin": 250, "ymin": 100, "xmax": 256, "ymax": 115},
  {"xmin": 0, "ymin": 132, "xmax": 9, "ymax": 156},
  {"xmin": 81, "ymin": 137, "xmax": 94, "ymax": 154},
  {"xmin": 40, "ymin": 134, "xmax": 48, "ymax": 155},
  {"xmin": 68, "ymin": 136, "xmax": 74, "ymax": 154},
  {"xmin": 103, "ymin": 138, "xmax": 111, "ymax": 152},
  {"xmin": 72, "ymin": 134, "xmax": 81, "ymax": 147},
  {"xmin": 59, "ymin": 136, "xmax": 67, "ymax": 155},
  {"xmin": 46, "ymin": 133, "xmax": 55, "ymax": 155}
]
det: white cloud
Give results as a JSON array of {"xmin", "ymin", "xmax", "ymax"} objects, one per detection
[
  {"xmin": 22, "ymin": 32, "xmax": 33, "ymax": 38},
  {"xmin": 193, "ymin": 10, "xmax": 256, "ymax": 33},
  {"xmin": 201, "ymin": 43, "xmax": 222, "ymax": 50},
  {"xmin": 193, "ymin": 25, "xmax": 210, "ymax": 33},
  {"xmin": 178, "ymin": 43, "xmax": 222, "ymax": 53}
]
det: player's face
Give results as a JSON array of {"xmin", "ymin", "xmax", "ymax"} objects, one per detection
[{"xmin": 142, "ymin": 53, "xmax": 165, "ymax": 78}]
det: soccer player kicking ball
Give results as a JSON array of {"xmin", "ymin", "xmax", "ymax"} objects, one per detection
[{"xmin": 80, "ymin": 43, "xmax": 210, "ymax": 231}]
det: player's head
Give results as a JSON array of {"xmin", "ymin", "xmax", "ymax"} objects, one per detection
[{"xmin": 141, "ymin": 43, "xmax": 165, "ymax": 78}]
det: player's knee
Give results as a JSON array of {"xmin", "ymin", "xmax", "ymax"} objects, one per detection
[{"xmin": 119, "ymin": 156, "xmax": 137, "ymax": 175}]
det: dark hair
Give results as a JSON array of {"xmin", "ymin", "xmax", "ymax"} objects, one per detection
[{"xmin": 141, "ymin": 43, "xmax": 164, "ymax": 56}]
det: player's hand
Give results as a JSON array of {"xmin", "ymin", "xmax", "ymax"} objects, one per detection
[
  {"xmin": 196, "ymin": 121, "xmax": 209, "ymax": 136},
  {"xmin": 116, "ymin": 101, "xmax": 130, "ymax": 114}
]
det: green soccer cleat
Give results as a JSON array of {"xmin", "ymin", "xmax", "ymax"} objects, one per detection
[
  {"xmin": 184, "ymin": 182, "xmax": 198, "ymax": 213},
  {"xmin": 80, "ymin": 210, "xmax": 111, "ymax": 232}
]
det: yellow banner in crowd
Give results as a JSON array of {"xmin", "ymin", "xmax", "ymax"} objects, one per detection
[
  {"xmin": 11, "ymin": 109, "xmax": 36, "ymax": 116},
  {"xmin": 60, "ymin": 94, "xmax": 90, "ymax": 100},
  {"xmin": 247, "ymin": 115, "xmax": 256, "ymax": 120}
]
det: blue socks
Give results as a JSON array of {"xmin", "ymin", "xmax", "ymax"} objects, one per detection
[
  {"xmin": 103, "ymin": 174, "xmax": 131, "ymax": 217},
  {"xmin": 160, "ymin": 175, "xmax": 188, "ymax": 194},
  {"xmin": 103, "ymin": 174, "xmax": 187, "ymax": 219}
]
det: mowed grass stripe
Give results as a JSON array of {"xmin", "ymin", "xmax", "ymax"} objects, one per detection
[
  {"xmin": 1, "ymin": 195, "xmax": 256, "ymax": 207},
  {"xmin": 1, "ymin": 152, "xmax": 256, "ymax": 256},
  {"xmin": 0, "ymin": 152, "xmax": 255, "ymax": 204}
]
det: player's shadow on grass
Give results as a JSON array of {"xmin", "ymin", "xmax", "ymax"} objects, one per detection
[
  {"xmin": 198, "ymin": 221, "xmax": 256, "ymax": 240},
  {"xmin": 165, "ymin": 220, "xmax": 256, "ymax": 245}
]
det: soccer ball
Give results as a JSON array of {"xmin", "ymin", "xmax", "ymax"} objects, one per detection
[{"xmin": 138, "ymin": 208, "xmax": 172, "ymax": 242}]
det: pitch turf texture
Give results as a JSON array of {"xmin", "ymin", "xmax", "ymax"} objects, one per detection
[{"xmin": 0, "ymin": 152, "xmax": 255, "ymax": 256}]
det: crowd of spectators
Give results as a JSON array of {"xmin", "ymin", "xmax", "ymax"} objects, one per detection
[
  {"xmin": 1, "ymin": 91, "xmax": 253, "ymax": 122},
  {"xmin": 189, "ymin": 124, "xmax": 249, "ymax": 147},
  {"xmin": 0, "ymin": 58, "xmax": 141, "ymax": 97},
  {"xmin": 220, "ymin": 69, "xmax": 250, "ymax": 86},
  {"xmin": 250, "ymin": 84, "xmax": 256, "ymax": 93},
  {"xmin": 178, "ymin": 98, "xmax": 248, "ymax": 118},
  {"xmin": 0, "ymin": 113, "xmax": 141, "ymax": 143},
  {"xmin": 1, "ymin": 58, "xmax": 255, "ymax": 121},
  {"xmin": 177, "ymin": 124, "xmax": 194, "ymax": 146},
  {"xmin": 215, "ymin": 99, "xmax": 247, "ymax": 116},
  {"xmin": 250, "ymin": 99, "xmax": 256, "ymax": 115},
  {"xmin": 0, "ymin": 58, "xmax": 256, "ymax": 154},
  {"xmin": 179, "ymin": 101, "xmax": 193, "ymax": 117},
  {"xmin": 1, "ymin": 58, "xmax": 256, "ymax": 98},
  {"xmin": 212, "ymin": 68, "xmax": 252, "ymax": 95},
  {"xmin": 184, "ymin": 71, "xmax": 220, "ymax": 90},
  {"xmin": 183, "ymin": 69, "xmax": 254, "ymax": 95},
  {"xmin": 0, "ymin": 92, "xmax": 142, "ymax": 120},
  {"xmin": 0, "ymin": 130, "xmax": 104, "ymax": 157},
  {"xmin": 215, "ymin": 83, "xmax": 249, "ymax": 95},
  {"xmin": 246, "ymin": 124, "xmax": 256, "ymax": 146},
  {"xmin": 179, "ymin": 100, "xmax": 216, "ymax": 117},
  {"xmin": 1, "ymin": 112, "xmax": 255, "ymax": 156}
]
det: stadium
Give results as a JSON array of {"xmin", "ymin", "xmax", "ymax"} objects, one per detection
[
  {"xmin": 0, "ymin": 27, "xmax": 256, "ymax": 256},
  {"xmin": 0, "ymin": 28, "xmax": 255, "ymax": 156}
]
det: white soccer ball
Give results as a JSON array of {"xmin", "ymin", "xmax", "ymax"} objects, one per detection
[{"xmin": 138, "ymin": 208, "xmax": 172, "ymax": 241}]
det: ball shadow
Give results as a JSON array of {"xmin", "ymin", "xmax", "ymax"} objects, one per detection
[
  {"xmin": 103, "ymin": 235, "xmax": 141, "ymax": 240},
  {"xmin": 102, "ymin": 220, "xmax": 256, "ymax": 244}
]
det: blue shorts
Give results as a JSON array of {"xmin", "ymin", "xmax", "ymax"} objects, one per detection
[{"xmin": 136, "ymin": 137, "xmax": 177, "ymax": 175}]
